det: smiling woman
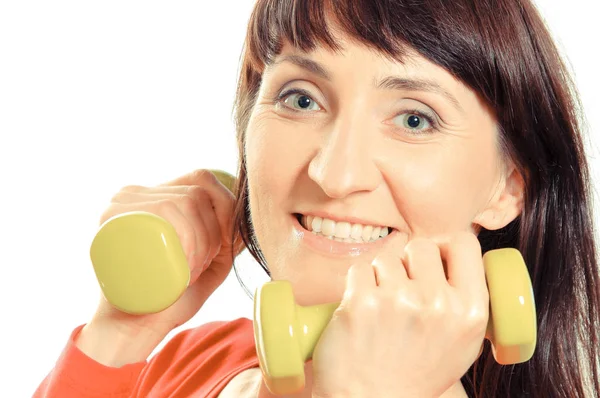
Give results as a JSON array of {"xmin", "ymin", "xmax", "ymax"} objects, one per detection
[
  {"xmin": 34, "ymin": 0, "xmax": 599, "ymax": 397},
  {"xmin": 245, "ymin": 40, "xmax": 509, "ymax": 301}
]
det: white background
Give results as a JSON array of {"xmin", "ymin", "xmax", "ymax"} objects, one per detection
[{"xmin": 0, "ymin": 1, "xmax": 598, "ymax": 396}]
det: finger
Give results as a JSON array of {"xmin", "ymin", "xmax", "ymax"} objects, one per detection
[
  {"xmin": 150, "ymin": 199, "xmax": 213, "ymax": 279},
  {"xmin": 163, "ymin": 169, "xmax": 217, "ymax": 186},
  {"xmin": 107, "ymin": 182, "xmax": 241, "ymax": 262},
  {"xmin": 231, "ymin": 230, "xmax": 246, "ymax": 257},
  {"xmin": 343, "ymin": 262, "xmax": 378, "ymax": 299},
  {"xmin": 401, "ymin": 238, "xmax": 447, "ymax": 287},
  {"xmin": 163, "ymin": 169, "xmax": 236, "ymax": 193},
  {"xmin": 131, "ymin": 179, "xmax": 237, "ymax": 248},
  {"xmin": 159, "ymin": 170, "xmax": 238, "ymax": 245},
  {"xmin": 188, "ymin": 187, "xmax": 222, "ymax": 269},
  {"xmin": 110, "ymin": 190, "xmax": 183, "ymax": 205},
  {"xmin": 371, "ymin": 253, "xmax": 408, "ymax": 289},
  {"xmin": 177, "ymin": 173, "xmax": 237, "ymax": 247},
  {"xmin": 107, "ymin": 189, "xmax": 221, "ymax": 268},
  {"xmin": 112, "ymin": 184, "xmax": 224, "ymax": 202},
  {"xmin": 99, "ymin": 201, "xmax": 199, "ymax": 270},
  {"xmin": 438, "ymin": 233, "xmax": 486, "ymax": 295}
]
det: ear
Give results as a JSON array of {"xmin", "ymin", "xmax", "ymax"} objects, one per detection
[{"xmin": 473, "ymin": 166, "xmax": 524, "ymax": 231}]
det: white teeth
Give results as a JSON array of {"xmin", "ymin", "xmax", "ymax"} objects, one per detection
[
  {"xmin": 361, "ymin": 225, "xmax": 373, "ymax": 242},
  {"xmin": 321, "ymin": 219, "xmax": 335, "ymax": 236},
  {"xmin": 379, "ymin": 227, "xmax": 389, "ymax": 238},
  {"xmin": 299, "ymin": 214, "xmax": 391, "ymax": 243},
  {"xmin": 334, "ymin": 221, "xmax": 351, "ymax": 239},
  {"xmin": 371, "ymin": 226, "xmax": 381, "ymax": 240},
  {"xmin": 350, "ymin": 223, "xmax": 363, "ymax": 239},
  {"xmin": 311, "ymin": 217, "xmax": 322, "ymax": 232}
]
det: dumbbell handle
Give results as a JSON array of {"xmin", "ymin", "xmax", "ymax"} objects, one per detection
[
  {"xmin": 288, "ymin": 301, "xmax": 496, "ymax": 364},
  {"xmin": 295, "ymin": 303, "xmax": 339, "ymax": 361}
]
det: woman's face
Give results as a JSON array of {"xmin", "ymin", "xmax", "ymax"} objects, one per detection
[{"xmin": 244, "ymin": 35, "xmax": 522, "ymax": 306}]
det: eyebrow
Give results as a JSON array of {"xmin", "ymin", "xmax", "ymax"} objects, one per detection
[
  {"xmin": 273, "ymin": 54, "xmax": 465, "ymax": 115},
  {"xmin": 274, "ymin": 55, "xmax": 332, "ymax": 80},
  {"xmin": 376, "ymin": 76, "xmax": 465, "ymax": 115}
]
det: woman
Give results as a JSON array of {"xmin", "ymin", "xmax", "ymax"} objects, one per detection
[{"xmin": 34, "ymin": 0, "xmax": 599, "ymax": 396}]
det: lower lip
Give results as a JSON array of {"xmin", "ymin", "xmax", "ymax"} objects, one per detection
[{"xmin": 291, "ymin": 214, "xmax": 394, "ymax": 257}]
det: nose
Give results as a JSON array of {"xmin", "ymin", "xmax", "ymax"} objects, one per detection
[{"xmin": 308, "ymin": 115, "xmax": 381, "ymax": 198}]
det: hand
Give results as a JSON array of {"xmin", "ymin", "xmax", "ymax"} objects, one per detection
[
  {"xmin": 90, "ymin": 169, "xmax": 244, "ymax": 340},
  {"xmin": 311, "ymin": 232, "xmax": 488, "ymax": 398}
]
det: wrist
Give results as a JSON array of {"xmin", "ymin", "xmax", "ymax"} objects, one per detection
[{"xmin": 75, "ymin": 317, "xmax": 168, "ymax": 367}]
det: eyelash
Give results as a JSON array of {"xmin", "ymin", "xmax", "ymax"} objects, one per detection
[
  {"xmin": 276, "ymin": 88, "xmax": 315, "ymax": 109},
  {"xmin": 276, "ymin": 88, "xmax": 439, "ymax": 134}
]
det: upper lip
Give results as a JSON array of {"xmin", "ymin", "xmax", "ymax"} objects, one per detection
[{"xmin": 295, "ymin": 211, "xmax": 393, "ymax": 229}]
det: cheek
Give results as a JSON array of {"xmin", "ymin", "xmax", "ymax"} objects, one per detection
[
  {"xmin": 245, "ymin": 111, "xmax": 305, "ymax": 189},
  {"xmin": 244, "ymin": 112, "xmax": 306, "ymax": 257},
  {"xmin": 244, "ymin": 116, "xmax": 275, "ymax": 248},
  {"xmin": 392, "ymin": 142, "xmax": 499, "ymax": 234}
]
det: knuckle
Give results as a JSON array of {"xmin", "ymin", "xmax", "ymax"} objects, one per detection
[
  {"xmin": 404, "ymin": 238, "xmax": 439, "ymax": 256},
  {"xmin": 154, "ymin": 199, "xmax": 178, "ymax": 215},
  {"xmin": 472, "ymin": 311, "xmax": 488, "ymax": 329},
  {"xmin": 332, "ymin": 303, "xmax": 353, "ymax": 327},
  {"xmin": 190, "ymin": 169, "xmax": 217, "ymax": 185},
  {"xmin": 358, "ymin": 291, "xmax": 380, "ymax": 311},
  {"xmin": 468, "ymin": 301, "xmax": 489, "ymax": 324},
  {"xmin": 186, "ymin": 185, "xmax": 207, "ymax": 199},
  {"xmin": 451, "ymin": 231, "xmax": 481, "ymax": 253},
  {"xmin": 424, "ymin": 291, "xmax": 445, "ymax": 313},
  {"xmin": 109, "ymin": 191, "xmax": 125, "ymax": 203},
  {"xmin": 343, "ymin": 291, "xmax": 380, "ymax": 322},
  {"xmin": 348, "ymin": 261, "xmax": 367, "ymax": 275},
  {"xmin": 178, "ymin": 195, "xmax": 198, "ymax": 214},
  {"xmin": 152, "ymin": 200, "xmax": 195, "ymax": 252},
  {"xmin": 466, "ymin": 311, "xmax": 488, "ymax": 336},
  {"xmin": 110, "ymin": 185, "xmax": 144, "ymax": 203},
  {"xmin": 120, "ymin": 184, "xmax": 144, "ymax": 193},
  {"xmin": 393, "ymin": 289, "xmax": 421, "ymax": 315},
  {"xmin": 341, "ymin": 287, "xmax": 359, "ymax": 307}
]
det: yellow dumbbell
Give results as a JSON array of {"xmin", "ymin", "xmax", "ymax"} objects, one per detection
[
  {"xmin": 253, "ymin": 248, "xmax": 537, "ymax": 395},
  {"xmin": 90, "ymin": 169, "xmax": 237, "ymax": 315},
  {"xmin": 90, "ymin": 170, "xmax": 537, "ymax": 396}
]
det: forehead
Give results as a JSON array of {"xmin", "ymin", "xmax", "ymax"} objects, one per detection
[
  {"xmin": 264, "ymin": 36, "xmax": 498, "ymax": 131},
  {"xmin": 268, "ymin": 39, "xmax": 469, "ymax": 97}
]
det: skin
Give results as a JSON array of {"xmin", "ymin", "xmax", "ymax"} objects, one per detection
[
  {"xmin": 243, "ymin": 32, "xmax": 524, "ymax": 397},
  {"xmin": 74, "ymin": 21, "xmax": 525, "ymax": 398}
]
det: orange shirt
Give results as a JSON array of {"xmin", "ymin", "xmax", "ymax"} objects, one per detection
[{"xmin": 34, "ymin": 318, "xmax": 259, "ymax": 397}]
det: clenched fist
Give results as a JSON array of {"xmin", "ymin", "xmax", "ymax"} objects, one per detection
[
  {"xmin": 311, "ymin": 232, "xmax": 488, "ymax": 398},
  {"xmin": 92, "ymin": 169, "xmax": 244, "ymax": 338}
]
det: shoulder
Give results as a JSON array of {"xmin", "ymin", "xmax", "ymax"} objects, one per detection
[
  {"xmin": 174, "ymin": 317, "xmax": 255, "ymax": 345},
  {"xmin": 165, "ymin": 317, "xmax": 257, "ymax": 365},
  {"xmin": 135, "ymin": 317, "xmax": 258, "ymax": 397}
]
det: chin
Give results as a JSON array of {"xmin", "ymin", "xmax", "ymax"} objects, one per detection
[{"xmin": 273, "ymin": 259, "xmax": 348, "ymax": 307}]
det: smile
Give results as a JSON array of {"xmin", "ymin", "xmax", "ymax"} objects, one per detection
[
  {"xmin": 292, "ymin": 213, "xmax": 395, "ymax": 256},
  {"xmin": 296, "ymin": 214, "xmax": 390, "ymax": 243}
]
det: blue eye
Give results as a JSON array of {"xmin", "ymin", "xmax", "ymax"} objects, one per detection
[
  {"xmin": 279, "ymin": 89, "xmax": 321, "ymax": 111},
  {"xmin": 392, "ymin": 110, "xmax": 436, "ymax": 133}
]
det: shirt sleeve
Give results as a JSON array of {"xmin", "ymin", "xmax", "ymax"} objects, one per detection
[
  {"xmin": 33, "ymin": 325, "xmax": 148, "ymax": 398},
  {"xmin": 132, "ymin": 318, "xmax": 258, "ymax": 397}
]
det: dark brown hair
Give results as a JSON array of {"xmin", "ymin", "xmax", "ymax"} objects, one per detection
[{"xmin": 229, "ymin": 0, "xmax": 600, "ymax": 396}]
